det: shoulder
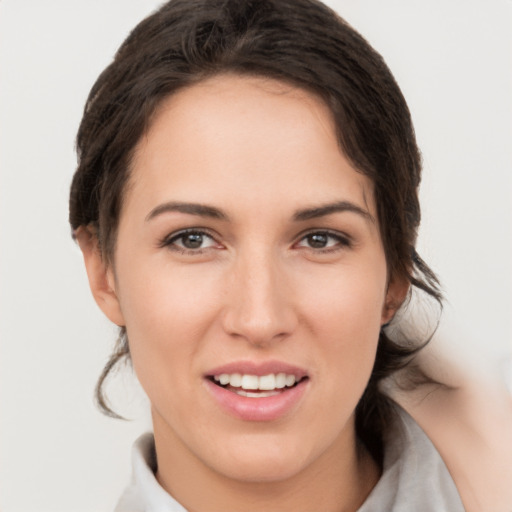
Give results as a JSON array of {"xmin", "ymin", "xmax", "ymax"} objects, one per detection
[
  {"xmin": 392, "ymin": 354, "xmax": 512, "ymax": 512},
  {"xmin": 359, "ymin": 403, "xmax": 465, "ymax": 512},
  {"xmin": 114, "ymin": 432, "xmax": 187, "ymax": 512}
]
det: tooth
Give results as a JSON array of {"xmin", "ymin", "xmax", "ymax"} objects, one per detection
[
  {"xmin": 275, "ymin": 373, "xmax": 286, "ymax": 389},
  {"xmin": 241, "ymin": 374, "xmax": 259, "ymax": 390},
  {"xmin": 285, "ymin": 375, "xmax": 296, "ymax": 387},
  {"xmin": 230, "ymin": 373, "xmax": 242, "ymax": 387},
  {"xmin": 218, "ymin": 374, "xmax": 230, "ymax": 385},
  {"xmin": 237, "ymin": 389, "xmax": 280, "ymax": 398},
  {"xmin": 239, "ymin": 391, "xmax": 260, "ymax": 398},
  {"xmin": 259, "ymin": 374, "xmax": 276, "ymax": 390},
  {"xmin": 219, "ymin": 372, "xmax": 300, "ymax": 390}
]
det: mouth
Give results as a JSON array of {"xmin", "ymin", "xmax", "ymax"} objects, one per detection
[
  {"xmin": 204, "ymin": 363, "xmax": 310, "ymax": 421},
  {"xmin": 208, "ymin": 372, "xmax": 309, "ymax": 398}
]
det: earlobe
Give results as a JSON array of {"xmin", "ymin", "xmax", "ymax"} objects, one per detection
[
  {"xmin": 381, "ymin": 276, "xmax": 410, "ymax": 325},
  {"xmin": 75, "ymin": 226, "xmax": 125, "ymax": 326}
]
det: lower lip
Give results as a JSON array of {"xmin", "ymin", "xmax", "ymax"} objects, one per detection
[{"xmin": 204, "ymin": 378, "xmax": 309, "ymax": 422}]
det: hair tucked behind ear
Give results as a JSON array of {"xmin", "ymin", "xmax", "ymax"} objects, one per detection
[
  {"xmin": 94, "ymin": 329, "xmax": 129, "ymax": 419},
  {"xmin": 70, "ymin": 0, "xmax": 443, "ymax": 463}
]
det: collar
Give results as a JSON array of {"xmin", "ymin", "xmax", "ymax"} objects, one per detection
[{"xmin": 115, "ymin": 405, "xmax": 464, "ymax": 512}]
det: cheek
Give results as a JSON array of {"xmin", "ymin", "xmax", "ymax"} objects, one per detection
[
  {"xmin": 301, "ymin": 260, "xmax": 387, "ymax": 338},
  {"xmin": 114, "ymin": 258, "xmax": 223, "ymax": 392},
  {"xmin": 299, "ymin": 262, "xmax": 387, "ymax": 386}
]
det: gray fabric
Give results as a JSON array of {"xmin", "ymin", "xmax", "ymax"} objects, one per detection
[
  {"xmin": 357, "ymin": 407, "xmax": 464, "ymax": 511},
  {"xmin": 115, "ymin": 406, "xmax": 464, "ymax": 511},
  {"xmin": 114, "ymin": 433, "xmax": 187, "ymax": 512}
]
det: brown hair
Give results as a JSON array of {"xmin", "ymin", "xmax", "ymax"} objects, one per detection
[{"xmin": 69, "ymin": 0, "xmax": 441, "ymax": 464}]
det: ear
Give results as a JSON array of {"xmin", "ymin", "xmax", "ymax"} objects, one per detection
[
  {"xmin": 75, "ymin": 226, "xmax": 125, "ymax": 326},
  {"xmin": 381, "ymin": 275, "xmax": 410, "ymax": 325}
]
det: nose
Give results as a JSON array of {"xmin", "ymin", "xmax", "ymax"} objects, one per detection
[{"xmin": 221, "ymin": 248, "xmax": 297, "ymax": 347}]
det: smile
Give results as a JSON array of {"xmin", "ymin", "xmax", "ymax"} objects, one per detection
[
  {"xmin": 211, "ymin": 373, "xmax": 303, "ymax": 397},
  {"xmin": 205, "ymin": 362, "xmax": 309, "ymax": 421}
]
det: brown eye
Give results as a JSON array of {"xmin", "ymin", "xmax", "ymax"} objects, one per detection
[
  {"xmin": 306, "ymin": 233, "xmax": 329, "ymax": 248},
  {"xmin": 163, "ymin": 229, "xmax": 218, "ymax": 252},
  {"xmin": 182, "ymin": 232, "xmax": 204, "ymax": 249},
  {"xmin": 296, "ymin": 231, "xmax": 351, "ymax": 251}
]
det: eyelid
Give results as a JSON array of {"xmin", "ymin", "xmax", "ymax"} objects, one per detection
[
  {"xmin": 293, "ymin": 228, "xmax": 353, "ymax": 250},
  {"xmin": 158, "ymin": 227, "xmax": 353, "ymax": 253},
  {"xmin": 159, "ymin": 227, "xmax": 221, "ymax": 251}
]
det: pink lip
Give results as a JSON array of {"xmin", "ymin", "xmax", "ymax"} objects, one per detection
[
  {"xmin": 206, "ymin": 360, "xmax": 308, "ymax": 379},
  {"xmin": 204, "ymin": 378, "xmax": 308, "ymax": 421},
  {"xmin": 204, "ymin": 360, "xmax": 309, "ymax": 422}
]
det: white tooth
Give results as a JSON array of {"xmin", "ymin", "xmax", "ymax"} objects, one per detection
[
  {"xmin": 285, "ymin": 375, "xmax": 296, "ymax": 387},
  {"xmin": 229, "ymin": 373, "xmax": 242, "ymax": 387},
  {"xmin": 213, "ymin": 375, "xmax": 220, "ymax": 382},
  {"xmin": 241, "ymin": 374, "xmax": 259, "ymax": 390},
  {"xmin": 259, "ymin": 374, "xmax": 276, "ymax": 390},
  {"xmin": 218, "ymin": 374, "xmax": 230, "ymax": 385},
  {"xmin": 275, "ymin": 373, "xmax": 286, "ymax": 389},
  {"xmin": 236, "ymin": 389, "xmax": 280, "ymax": 398}
]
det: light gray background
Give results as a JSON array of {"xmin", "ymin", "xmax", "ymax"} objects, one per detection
[{"xmin": 1, "ymin": 1, "xmax": 511, "ymax": 510}]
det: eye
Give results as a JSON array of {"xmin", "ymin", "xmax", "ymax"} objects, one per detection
[
  {"xmin": 162, "ymin": 229, "xmax": 219, "ymax": 253},
  {"xmin": 295, "ymin": 231, "xmax": 351, "ymax": 251}
]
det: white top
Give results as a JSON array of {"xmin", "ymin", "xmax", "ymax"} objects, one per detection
[{"xmin": 115, "ymin": 406, "xmax": 465, "ymax": 512}]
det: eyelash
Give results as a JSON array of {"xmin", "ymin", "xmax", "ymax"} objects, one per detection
[
  {"xmin": 295, "ymin": 230, "xmax": 352, "ymax": 253},
  {"xmin": 159, "ymin": 228, "xmax": 219, "ymax": 255},
  {"xmin": 159, "ymin": 228, "xmax": 352, "ymax": 255}
]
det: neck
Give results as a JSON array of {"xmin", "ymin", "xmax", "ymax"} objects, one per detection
[{"xmin": 153, "ymin": 413, "xmax": 380, "ymax": 512}]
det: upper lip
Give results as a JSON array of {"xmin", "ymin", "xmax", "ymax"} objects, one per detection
[{"xmin": 206, "ymin": 360, "xmax": 308, "ymax": 379}]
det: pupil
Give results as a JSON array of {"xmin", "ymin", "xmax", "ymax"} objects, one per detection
[
  {"xmin": 183, "ymin": 233, "xmax": 203, "ymax": 249},
  {"xmin": 308, "ymin": 233, "xmax": 327, "ymax": 248}
]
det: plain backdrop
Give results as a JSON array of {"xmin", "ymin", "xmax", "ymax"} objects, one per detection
[{"xmin": 1, "ymin": 1, "xmax": 511, "ymax": 511}]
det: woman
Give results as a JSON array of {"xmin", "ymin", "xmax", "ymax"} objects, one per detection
[{"xmin": 69, "ymin": 0, "xmax": 464, "ymax": 510}]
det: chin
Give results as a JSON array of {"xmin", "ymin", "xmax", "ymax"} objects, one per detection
[
  {"xmin": 207, "ymin": 434, "xmax": 314, "ymax": 483},
  {"xmin": 219, "ymin": 458, "xmax": 307, "ymax": 484}
]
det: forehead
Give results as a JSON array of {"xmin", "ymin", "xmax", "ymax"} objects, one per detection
[{"xmin": 127, "ymin": 74, "xmax": 375, "ymax": 220}]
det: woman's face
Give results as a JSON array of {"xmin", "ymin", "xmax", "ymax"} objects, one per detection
[{"xmin": 88, "ymin": 75, "xmax": 404, "ymax": 483}]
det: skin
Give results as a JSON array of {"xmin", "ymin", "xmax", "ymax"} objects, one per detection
[
  {"xmin": 78, "ymin": 75, "xmax": 407, "ymax": 512},
  {"xmin": 394, "ymin": 345, "xmax": 512, "ymax": 512}
]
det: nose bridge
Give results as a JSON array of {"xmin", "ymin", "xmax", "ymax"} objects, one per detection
[{"xmin": 223, "ymin": 244, "xmax": 295, "ymax": 344}]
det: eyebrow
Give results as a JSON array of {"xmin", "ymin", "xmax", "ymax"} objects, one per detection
[
  {"xmin": 145, "ymin": 200, "xmax": 374, "ymax": 224},
  {"xmin": 145, "ymin": 201, "xmax": 229, "ymax": 222},
  {"xmin": 293, "ymin": 201, "xmax": 375, "ymax": 224}
]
